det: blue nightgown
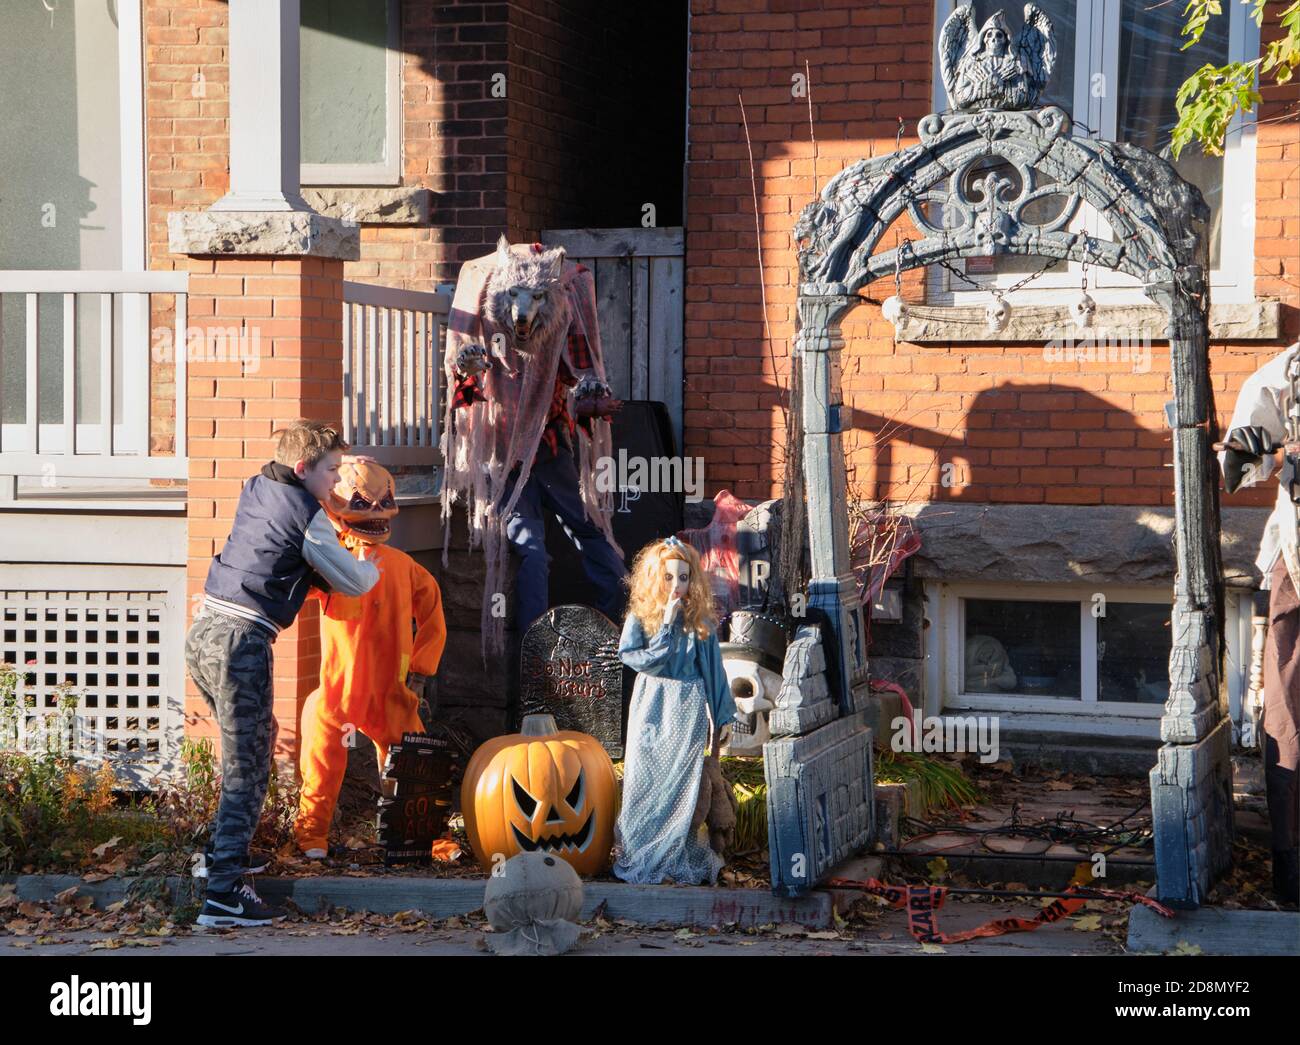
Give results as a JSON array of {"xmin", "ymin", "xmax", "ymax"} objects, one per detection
[{"xmin": 612, "ymin": 612, "xmax": 736, "ymax": 885}]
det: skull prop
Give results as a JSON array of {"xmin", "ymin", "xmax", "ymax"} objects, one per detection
[
  {"xmin": 985, "ymin": 295, "xmax": 1011, "ymax": 333},
  {"xmin": 718, "ymin": 610, "xmax": 788, "ymax": 756},
  {"xmin": 881, "ymin": 295, "xmax": 909, "ymax": 333},
  {"xmin": 719, "ymin": 657, "xmax": 781, "ymax": 756},
  {"xmin": 324, "ymin": 457, "xmax": 398, "ymax": 545},
  {"xmin": 1071, "ymin": 291, "xmax": 1097, "ymax": 329}
]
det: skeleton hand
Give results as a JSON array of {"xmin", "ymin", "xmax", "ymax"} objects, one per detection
[
  {"xmin": 455, "ymin": 344, "xmax": 491, "ymax": 377},
  {"xmin": 718, "ymin": 724, "xmax": 732, "ymax": 747}
]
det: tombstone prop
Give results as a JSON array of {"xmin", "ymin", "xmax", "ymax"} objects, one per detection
[
  {"xmin": 377, "ymin": 730, "xmax": 460, "ymax": 866},
  {"xmin": 518, "ymin": 605, "xmax": 625, "ymax": 757}
]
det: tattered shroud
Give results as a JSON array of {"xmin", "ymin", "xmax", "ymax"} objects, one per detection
[{"xmin": 440, "ymin": 249, "xmax": 622, "ymax": 658}]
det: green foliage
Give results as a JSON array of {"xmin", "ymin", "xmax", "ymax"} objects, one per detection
[
  {"xmin": 876, "ymin": 748, "xmax": 983, "ymax": 810},
  {"xmin": 717, "ymin": 750, "xmax": 980, "ymax": 855},
  {"xmin": 0, "ymin": 728, "xmax": 301, "ymax": 875},
  {"xmin": 1173, "ymin": 0, "xmax": 1300, "ymax": 158}
]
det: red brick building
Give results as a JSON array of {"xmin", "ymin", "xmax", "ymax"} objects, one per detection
[
  {"xmin": 682, "ymin": 0, "xmax": 1297, "ymax": 764},
  {"xmin": 1, "ymin": 0, "xmax": 1294, "ymax": 780}
]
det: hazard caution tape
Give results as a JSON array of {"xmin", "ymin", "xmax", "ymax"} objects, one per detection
[{"xmin": 825, "ymin": 877, "xmax": 1175, "ymax": 945}]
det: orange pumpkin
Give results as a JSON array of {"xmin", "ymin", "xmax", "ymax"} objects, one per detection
[{"xmin": 462, "ymin": 714, "xmax": 617, "ymax": 876}]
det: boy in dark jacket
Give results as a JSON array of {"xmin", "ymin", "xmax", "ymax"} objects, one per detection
[{"xmin": 186, "ymin": 420, "xmax": 379, "ymax": 927}]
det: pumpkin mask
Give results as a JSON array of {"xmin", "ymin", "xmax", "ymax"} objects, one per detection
[
  {"xmin": 325, "ymin": 457, "xmax": 398, "ymax": 545},
  {"xmin": 462, "ymin": 714, "xmax": 617, "ymax": 876}
]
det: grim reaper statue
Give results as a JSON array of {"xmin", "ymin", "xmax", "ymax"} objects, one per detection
[
  {"xmin": 940, "ymin": 3, "xmax": 1055, "ymax": 111},
  {"xmin": 441, "ymin": 237, "xmax": 625, "ymax": 658}
]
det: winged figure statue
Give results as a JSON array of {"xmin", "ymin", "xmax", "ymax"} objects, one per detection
[{"xmin": 939, "ymin": 4, "xmax": 1056, "ymax": 111}]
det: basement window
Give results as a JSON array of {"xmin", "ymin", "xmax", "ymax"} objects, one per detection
[{"xmin": 934, "ymin": 583, "xmax": 1170, "ymax": 715}]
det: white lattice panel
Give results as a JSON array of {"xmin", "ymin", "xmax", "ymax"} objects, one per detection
[{"xmin": 1, "ymin": 575, "xmax": 184, "ymax": 785}]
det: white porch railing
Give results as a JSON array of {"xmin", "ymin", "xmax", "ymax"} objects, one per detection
[
  {"xmin": 0, "ymin": 271, "xmax": 189, "ymax": 482},
  {"xmin": 342, "ymin": 280, "xmax": 449, "ymax": 467}
]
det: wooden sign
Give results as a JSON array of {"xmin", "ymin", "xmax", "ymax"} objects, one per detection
[
  {"xmin": 377, "ymin": 731, "xmax": 458, "ymax": 866},
  {"xmin": 518, "ymin": 605, "xmax": 624, "ymax": 757}
]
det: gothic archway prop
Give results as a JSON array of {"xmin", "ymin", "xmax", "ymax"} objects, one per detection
[{"xmin": 779, "ymin": 5, "xmax": 1231, "ymax": 905}]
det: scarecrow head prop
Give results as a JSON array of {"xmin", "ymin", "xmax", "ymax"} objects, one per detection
[{"xmin": 325, "ymin": 456, "xmax": 398, "ymax": 545}]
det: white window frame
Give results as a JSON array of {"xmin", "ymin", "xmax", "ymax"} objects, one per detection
[
  {"xmin": 0, "ymin": 0, "xmax": 150, "ymax": 458},
  {"xmin": 929, "ymin": 0, "xmax": 1259, "ymax": 306},
  {"xmin": 300, "ymin": 0, "xmax": 402, "ymax": 187},
  {"xmin": 926, "ymin": 581, "xmax": 1172, "ymax": 731}
]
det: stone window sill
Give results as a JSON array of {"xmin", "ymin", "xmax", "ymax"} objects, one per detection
[
  {"xmin": 302, "ymin": 186, "xmax": 431, "ymax": 226},
  {"xmin": 891, "ymin": 299, "xmax": 1282, "ymax": 343}
]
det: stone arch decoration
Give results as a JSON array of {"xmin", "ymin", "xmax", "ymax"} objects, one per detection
[{"xmin": 788, "ymin": 7, "xmax": 1231, "ymax": 906}]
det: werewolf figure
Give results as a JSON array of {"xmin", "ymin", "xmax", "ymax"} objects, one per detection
[{"xmin": 441, "ymin": 237, "xmax": 626, "ymax": 656}]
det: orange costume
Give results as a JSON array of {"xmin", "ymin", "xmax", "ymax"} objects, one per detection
[{"xmin": 294, "ymin": 458, "xmax": 448, "ymax": 856}]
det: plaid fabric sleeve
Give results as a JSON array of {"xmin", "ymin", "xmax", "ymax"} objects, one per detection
[
  {"xmin": 568, "ymin": 323, "xmax": 594, "ymax": 372},
  {"xmin": 450, "ymin": 371, "xmax": 486, "ymax": 410}
]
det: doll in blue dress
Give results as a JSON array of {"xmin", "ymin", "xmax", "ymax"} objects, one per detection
[{"xmin": 613, "ymin": 536, "xmax": 735, "ymax": 885}]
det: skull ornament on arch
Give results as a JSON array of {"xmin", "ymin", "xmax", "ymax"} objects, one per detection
[
  {"xmin": 985, "ymin": 296, "xmax": 1012, "ymax": 333},
  {"xmin": 324, "ymin": 457, "xmax": 398, "ymax": 545},
  {"xmin": 1072, "ymin": 291, "xmax": 1097, "ymax": 329}
]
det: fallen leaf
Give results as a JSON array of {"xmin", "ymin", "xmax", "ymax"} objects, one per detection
[
  {"xmin": 1172, "ymin": 941, "xmax": 1203, "ymax": 956},
  {"xmin": 92, "ymin": 837, "xmax": 123, "ymax": 860},
  {"xmin": 1071, "ymin": 914, "xmax": 1103, "ymax": 932},
  {"xmin": 919, "ymin": 942, "xmax": 946, "ymax": 954}
]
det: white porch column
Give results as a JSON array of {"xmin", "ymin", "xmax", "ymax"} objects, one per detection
[
  {"xmin": 210, "ymin": 0, "xmax": 308, "ymax": 213},
  {"xmin": 168, "ymin": 0, "xmax": 357, "ymax": 258}
]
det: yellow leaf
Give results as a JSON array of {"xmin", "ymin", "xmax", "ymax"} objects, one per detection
[{"xmin": 1071, "ymin": 914, "xmax": 1103, "ymax": 932}]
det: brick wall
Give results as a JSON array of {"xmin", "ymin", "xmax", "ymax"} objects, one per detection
[
  {"xmin": 183, "ymin": 256, "xmax": 345, "ymax": 754},
  {"xmin": 145, "ymin": 0, "xmax": 684, "ymax": 449},
  {"xmin": 683, "ymin": 0, "xmax": 1299, "ymax": 512}
]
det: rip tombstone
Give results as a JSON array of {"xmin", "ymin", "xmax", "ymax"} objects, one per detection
[
  {"xmin": 518, "ymin": 605, "xmax": 625, "ymax": 757},
  {"xmin": 377, "ymin": 731, "xmax": 459, "ymax": 866}
]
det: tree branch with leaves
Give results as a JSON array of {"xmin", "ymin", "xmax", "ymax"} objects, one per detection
[{"xmin": 1172, "ymin": 0, "xmax": 1300, "ymax": 158}]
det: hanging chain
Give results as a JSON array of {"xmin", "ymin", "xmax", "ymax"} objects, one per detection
[{"xmin": 934, "ymin": 254, "xmax": 1058, "ymax": 297}]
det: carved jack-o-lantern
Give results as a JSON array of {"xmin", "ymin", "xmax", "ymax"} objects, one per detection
[
  {"xmin": 462, "ymin": 714, "xmax": 616, "ymax": 876},
  {"xmin": 324, "ymin": 457, "xmax": 398, "ymax": 544}
]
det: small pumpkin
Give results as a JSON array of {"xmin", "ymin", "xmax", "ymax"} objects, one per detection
[{"xmin": 462, "ymin": 714, "xmax": 616, "ymax": 876}]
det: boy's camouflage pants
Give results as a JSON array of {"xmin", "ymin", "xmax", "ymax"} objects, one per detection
[{"xmin": 184, "ymin": 611, "xmax": 277, "ymax": 893}]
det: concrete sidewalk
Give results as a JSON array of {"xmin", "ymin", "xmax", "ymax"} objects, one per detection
[{"xmin": 4, "ymin": 872, "xmax": 833, "ymax": 930}]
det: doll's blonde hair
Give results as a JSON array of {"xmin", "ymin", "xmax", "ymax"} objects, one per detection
[{"xmin": 627, "ymin": 537, "xmax": 718, "ymax": 641}]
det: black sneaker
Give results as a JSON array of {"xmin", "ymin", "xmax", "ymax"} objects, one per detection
[
  {"xmin": 196, "ymin": 880, "xmax": 283, "ymax": 928},
  {"xmin": 192, "ymin": 846, "xmax": 271, "ymax": 879}
]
